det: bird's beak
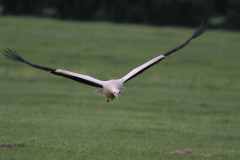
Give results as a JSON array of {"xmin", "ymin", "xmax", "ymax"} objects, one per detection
[{"xmin": 115, "ymin": 93, "xmax": 119, "ymax": 101}]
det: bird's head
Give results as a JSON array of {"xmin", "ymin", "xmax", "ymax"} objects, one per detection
[{"xmin": 112, "ymin": 88, "xmax": 121, "ymax": 101}]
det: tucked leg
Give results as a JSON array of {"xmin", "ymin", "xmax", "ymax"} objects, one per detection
[{"xmin": 110, "ymin": 98, "xmax": 114, "ymax": 101}]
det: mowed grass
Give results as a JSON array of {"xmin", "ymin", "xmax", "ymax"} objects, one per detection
[{"xmin": 0, "ymin": 17, "xmax": 240, "ymax": 159}]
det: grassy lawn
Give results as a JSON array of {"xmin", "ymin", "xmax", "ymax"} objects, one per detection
[{"xmin": 0, "ymin": 16, "xmax": 240, "ymax": 159}]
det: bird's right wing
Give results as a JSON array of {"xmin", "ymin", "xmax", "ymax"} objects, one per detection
[
  {"xmin": 3, "ymin": 49, "xmax": 103, "ymax": 88},
  {"xmin": 122, "ymin": 22, "xmax": 208, "ymax": 83}
]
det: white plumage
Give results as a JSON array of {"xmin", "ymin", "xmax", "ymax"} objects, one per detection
[{"xmin": 3, "ymin": 22, "xmax": 207, "ymax": 102}]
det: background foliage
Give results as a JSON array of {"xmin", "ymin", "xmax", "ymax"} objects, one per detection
[{"xmin": 0, "ymin": 0, "xmax": 239, "ymax": 30}]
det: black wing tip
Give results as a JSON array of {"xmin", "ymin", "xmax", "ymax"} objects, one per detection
[
  {"xmin": 192, "ymin": 21, "xmax": 208, "ymax": 39},
  {"xmin": 3, "ymin": 48, "xmax": 25, "ymax": 63}
]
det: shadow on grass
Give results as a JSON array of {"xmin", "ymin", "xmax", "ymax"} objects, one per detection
[{"xmin": 0, "ymin": 142, "xmax": 26, "ymax": 148}]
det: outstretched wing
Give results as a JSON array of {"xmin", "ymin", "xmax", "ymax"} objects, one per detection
[
  {"xmin": 3, "ymin": 49, "xmax": 103, "ymax": 88},
  {"xmin": 122, "ymin": 22, "xmax": 208, "ymax": 83}
]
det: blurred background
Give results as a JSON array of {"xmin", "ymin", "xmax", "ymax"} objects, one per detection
[{"xmin": 0, "ymin": 0, "xmax": 239, "ymax": 30}]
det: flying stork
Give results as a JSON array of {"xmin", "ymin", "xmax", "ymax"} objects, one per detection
[{"xmin": 3, "ymin": 22, "xmax": 207, "ymax": 102}]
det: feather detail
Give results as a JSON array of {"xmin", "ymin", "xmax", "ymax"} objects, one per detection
[
  {"xmin": 93, "ymin": 89, "xmax": 106, "ymax": 96},
  {"xmin": 121, "ymin": 87, "xmax": 126, "ymax": 91}
]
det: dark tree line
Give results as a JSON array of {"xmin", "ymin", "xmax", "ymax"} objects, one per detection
[{"xmin": 0, "ymin": 0, "xmax": 239, "ymax": 30}]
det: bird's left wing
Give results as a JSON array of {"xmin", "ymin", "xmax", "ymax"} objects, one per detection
[
  {"xmin": 3, "ymin": 49, "xmax": 103, "ymax": 88},
  {"xmin": 122, "ymin": 22, "xmax": 208, "ymax": 83}
]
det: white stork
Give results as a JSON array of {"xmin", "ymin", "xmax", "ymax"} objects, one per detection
[{"xmin": 3, "ymin": 22, "xmax": 207, "ymax": 103}]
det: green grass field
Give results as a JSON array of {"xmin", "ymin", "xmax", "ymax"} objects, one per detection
[{"xmin": 0, "ymin": 17, "xmax": 240, "ymax": 159}]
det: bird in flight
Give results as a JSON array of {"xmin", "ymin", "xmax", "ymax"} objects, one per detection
[{"xmin": 3, "ymin": 22, "xmax": 207, "ymax": 103}]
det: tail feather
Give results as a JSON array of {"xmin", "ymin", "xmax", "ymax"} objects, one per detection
[
  {"xmin": 121, "ymin": 87, "xmax": 126, "ymax": 91},
  {"xmin": 93, "ymin": 89, "xmax": 105, "ymax": 96}
]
